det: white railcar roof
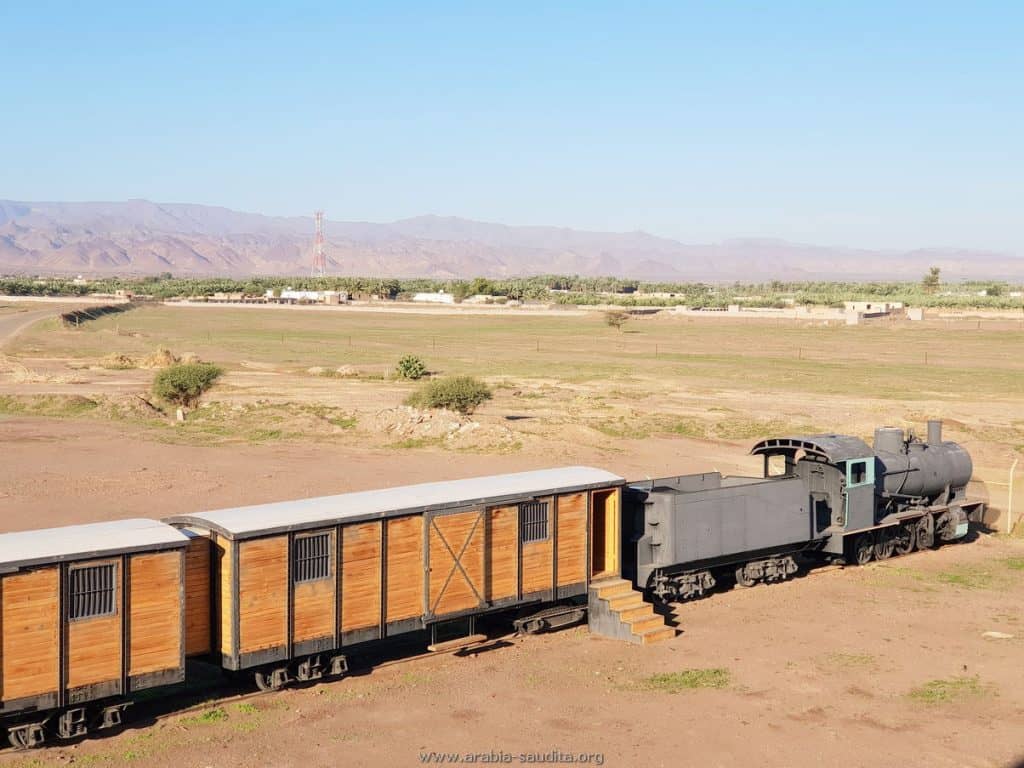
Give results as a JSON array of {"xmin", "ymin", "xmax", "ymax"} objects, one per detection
[
  {"xmin": 0, "ymin": 518, "xmax": 189, "ymax": 572},
  {"xmin": 166, "ymin": 466, "xmax": 624, "ymax": 540}
]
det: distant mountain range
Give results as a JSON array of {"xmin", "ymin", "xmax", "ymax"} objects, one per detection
[{"xmin": 1, "ymin": 199, "xmax": 1020, "ymax": 281}]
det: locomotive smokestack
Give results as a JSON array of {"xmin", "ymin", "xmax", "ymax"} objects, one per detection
[{"xmin": 927, "ymin": 420, "xmax": 943, "ymax": 445}]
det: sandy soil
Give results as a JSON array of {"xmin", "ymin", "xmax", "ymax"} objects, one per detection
[{"xmin": 0, "ymin": 416, "xmax": 756, "ymax": 532}]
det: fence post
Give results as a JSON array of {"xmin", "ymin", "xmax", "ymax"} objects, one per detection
[{"xmin": 1009, "ymin": 457, "xmax": 1020, "ymax": 535}]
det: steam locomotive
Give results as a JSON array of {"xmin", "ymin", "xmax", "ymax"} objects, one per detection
[{"xmin": 623, "ymin": 420, "xmax": 983, "ymax": 602}]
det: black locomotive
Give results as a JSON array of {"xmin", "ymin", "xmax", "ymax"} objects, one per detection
[{"xmin": 623, "ymin": 420, "xmax": 983, "ymax": 602}]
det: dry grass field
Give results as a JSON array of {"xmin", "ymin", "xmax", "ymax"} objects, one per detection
[{"xmin": 1, "ymin": 302, "xmax": 1023, "ymax": 767}]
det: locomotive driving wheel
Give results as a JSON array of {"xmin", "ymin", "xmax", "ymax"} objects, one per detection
[
  {"xmin": 873, "ymin": 529, "xmax": 896, "ymax": 560},
  {"xmin": 853, "ymin": 533, "xmax": 875, "ymax": 566},
  {"xmin": 893, "ymin": 523, "xmax": 916, "ymax": 556}
]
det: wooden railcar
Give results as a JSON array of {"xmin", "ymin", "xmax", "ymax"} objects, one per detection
[
  {"xmin": 165, "ymin": 466, "xmax": 624, "ymax": 689},
  {"xmin": 0, "ymin": 519, "xmax": 189, "ymax": 748}
]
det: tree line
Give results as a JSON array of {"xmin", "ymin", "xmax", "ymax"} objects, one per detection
[{"xmin": 0, "ymin": 273, "xmax": 1020, "ymax": 310}]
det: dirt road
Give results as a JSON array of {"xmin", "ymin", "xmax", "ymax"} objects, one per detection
[{"xmin": 0, "ymin": 306, "xmax": 59, "ymax": 349}]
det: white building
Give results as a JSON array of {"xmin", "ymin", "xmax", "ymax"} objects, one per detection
[
  {"xmin": 843, "ymin": 301, "xmax": 893, "ymax": 313},
  {"xmin": 411, "ymin": 292, "xmax": 455, "ymax": 304},
  {"xmin": 265, "ymin": 289, "xmax": 348, "ymax": 304}
]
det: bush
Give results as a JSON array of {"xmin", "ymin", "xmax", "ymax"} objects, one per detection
[
  {"xmin": 152, "ymin": 363, "xmax": 223, "ymax": 408},
  {"xmin": 604, "ymin": 310, "xmax": 629, "ymax": 330},
  {"xmin": 405, "ymin": 375, "xmax": 492, "ymax": 414},
  {"xmin": 395, "ymin": 354, "xmax": 427, "ymax": 380}
]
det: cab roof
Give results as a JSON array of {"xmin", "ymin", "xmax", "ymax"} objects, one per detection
[
  {"xmin": 750, "ymin": 434, "xmax": 872, "ymax": 464},
  {"xmin": 165, "ymin": 466, "xmax": 624, "ymax": 540}
]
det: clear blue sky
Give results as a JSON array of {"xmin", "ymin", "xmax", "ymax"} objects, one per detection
[{"xmin": 2, "ymin": 1, "xmax": 1021, "ymax": 253}]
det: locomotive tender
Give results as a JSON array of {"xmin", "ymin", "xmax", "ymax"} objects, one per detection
[
  {"xmin": 0, "ymin": 421, "xmax": 984, "ymax": 748},
  {"xmin": 624, "ymin": 420, "xmax": 983, "ymax": 602}
]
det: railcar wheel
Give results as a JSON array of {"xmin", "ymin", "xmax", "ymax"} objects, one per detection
[
  {"xmin": 521, "ymin": 619, "xmax": 545, "ymax": 635},
  {"xmin": 8, "ymin": 729, "xmax": 32, "ymax": 750},
  {"xmin": 853, "ymin": 534, "xmax": 875, "ymax": 566},
  {"xmin": 893, "ymin": 523, "xmax": 916, "ymax": 556},
  {"xmin": 916, "ymin": 516, "xmax": 935, "ymax": 550},
  {"xmin": 7, "ymin": 723, "xmax": 45, "ymax": 750},
  {"xmin": 254, "ymin": 668, "xmax": 288, "ymax": 692},
  {"xmin": 873, "ymin": 529, "xmax": 896, "ymax": 561}
]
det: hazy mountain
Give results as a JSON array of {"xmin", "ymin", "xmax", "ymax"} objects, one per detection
[{"xmin": 0, "ymin": 200, "xmax": 1020, "ymax": 280}]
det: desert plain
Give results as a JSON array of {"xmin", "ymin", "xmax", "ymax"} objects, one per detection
[{"xmin": 1, "ymin": 300, "xmax": 1022, "ymax": 768}]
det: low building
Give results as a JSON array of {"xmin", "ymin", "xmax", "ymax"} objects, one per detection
[
  {"xmin": 843, "ymin": 301, "xmax": 892, "ymax": 313},
  {"xmin": 411, "ymin": 292, "xmax": 455, "ymax": 304},
  {"xmin": 265, "ymin": 289, "xmax": 348, "ymax": 304}
]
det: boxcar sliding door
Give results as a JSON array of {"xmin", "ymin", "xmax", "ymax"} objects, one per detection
[{"xmin": 426, "ymin": 509, "xmax": 485, "ymax": 619}]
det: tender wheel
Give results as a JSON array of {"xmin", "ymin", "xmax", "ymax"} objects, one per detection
[
  {"xmin": 873, "ymin": 529, "xmax": 896, "ymax": 561},
  {"xmin": 734, "ymin": 564, "xmax": 757, "ymax": 588},
  {"xmin": 916, "ymin": 516, "xmax": 935, "ymax": 550},
  {"xmin": 893, "ymin": 523, "xmax": 916, "ymax": 555},
  {"xmin": 853, "ymin": 533, "xmax": 875, "ymax": 566}
]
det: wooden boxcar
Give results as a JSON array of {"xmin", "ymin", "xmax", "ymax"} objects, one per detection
[
  {"xmin": 165, "ymin": 466, "xmax": 624, "ymax": 689},
  {"xmin": 0, "ymin": 519, "xmax": 189, "ymax": 748}
]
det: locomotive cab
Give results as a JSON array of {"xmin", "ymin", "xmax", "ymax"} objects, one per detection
[
  {"xmin": 752, "ymin": 424, "xmax": 984, "ymax": 564},
  {"xmin": 751, "ymin": 434, "xmax": 879, "ymax": 542}
]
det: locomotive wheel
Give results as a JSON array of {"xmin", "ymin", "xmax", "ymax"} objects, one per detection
[
  {"xmin": 873, "ymin": 529, "xmax": 896, "ymax": 561},
  {"xmin": 853, "ymin": 534, "xmax": 875, "ymax": 566},
  {"xmin": 893, "ymin": 523, "xmax": 916, "ymax": 556},
  {"xmin": 916, "ymin": 517, "xmax": 935, "ymax": 550}
]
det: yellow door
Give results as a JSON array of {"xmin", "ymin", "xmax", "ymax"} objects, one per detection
[{"xmin": 590, "ymin": 488, "xmax": 620, "ymax": 579}]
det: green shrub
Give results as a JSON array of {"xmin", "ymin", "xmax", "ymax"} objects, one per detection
[
  {"xmin": 406, "ymin": 375, "xmax": 492, "ymax": 414},
  {"xmin": 604, "ymin": 310, "xmax": 628, "ymax": 330},
  {"xmin": 152, "ymin": 362, "xmax": 223, "ymax": 408},
  {"xmin": 395, "ymin": 354, "xmax": 427, "ymax": 380}
]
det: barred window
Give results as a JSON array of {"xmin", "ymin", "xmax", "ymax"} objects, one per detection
[
  {"xmin": 69, "ymin": 564, "xmax": 116, "ymax": 620},
  {"xmin": 294, "ymin": 533, "xmax": 331, "ymax": 583},
  {"xmin": 519, "ymin": 501, "xmax": 549, "ymax": 544}
]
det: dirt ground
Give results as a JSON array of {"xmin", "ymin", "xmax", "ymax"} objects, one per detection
[{"xmin": 1, "ymin": 302, "xmax": 1023, "ymax": 767}]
